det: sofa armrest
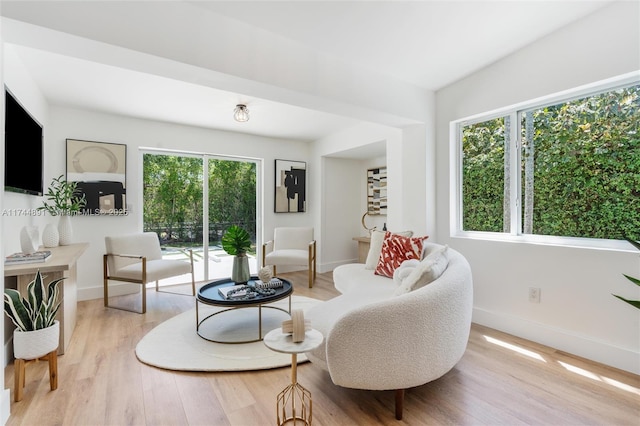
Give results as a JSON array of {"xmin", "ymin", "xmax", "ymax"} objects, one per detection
[{"xmin": 324, "ymin": 271, "xmax": 473, "ymax": 391}]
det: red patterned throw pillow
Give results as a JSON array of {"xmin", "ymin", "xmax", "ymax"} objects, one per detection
[{"xmin": 374, "ymin": 232, "xmax": 428, "ymax": 278}]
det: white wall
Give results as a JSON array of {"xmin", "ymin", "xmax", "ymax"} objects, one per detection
[
  {"xmin": 319, "ymin": 156, "xmax": 362, "ymax": 269},
  {"xmin": 311, "ymin": 116, "xmax": 436, "ymax": 271},
  {"xmin": 0, "ymin": 13, "xmax": 11, "ymax": 424},
  {"xmin": 2, "ymin": 45, "xmax": 49, "ymax": 256},
  {"xmin": 436, "ymin": 1, "xmax": 640, "ymax": 374},
  {"xmin": 45, "ymin": 106, "xmax": 313, "ymax": 301}
]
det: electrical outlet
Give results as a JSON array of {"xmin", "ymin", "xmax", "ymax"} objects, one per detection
[{"xmin": 528, "ymin": 287, "xmax": 541, "ymax": 303}]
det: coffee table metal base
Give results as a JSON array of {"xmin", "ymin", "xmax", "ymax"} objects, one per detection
[{"xmin": 196, "ymin": 296, "xmax": 292, "ymax": 344}]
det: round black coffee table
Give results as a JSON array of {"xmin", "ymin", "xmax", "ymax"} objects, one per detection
[{"xmin": 196, "ymin": 276, "xmax": 293, "ymax": 344}]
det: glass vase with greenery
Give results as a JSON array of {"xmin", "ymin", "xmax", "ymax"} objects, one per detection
[{"xmin": 222, "ymin": 225, "xmax": 252, "ymax": 284}]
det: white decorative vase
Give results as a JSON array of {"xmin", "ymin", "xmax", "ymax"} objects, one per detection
[
  {"xmin": 58, "ymin": 215, "xmax": 72, "ymax": 246},
  {"xmin": 13, "ymin": 321, "xmax": 59, "ymax": 360},
  {"xmin": 19, "ymin": 226, "xmax": 39, "ymax": 254},
  {"xmin": 42, "ymin": 223, "xmax": 60, "ymax": 247}
]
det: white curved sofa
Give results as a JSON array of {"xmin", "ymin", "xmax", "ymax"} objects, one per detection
[{"xmin": 305, "ymin": 242, "xmax": 473, "ymax": 420}]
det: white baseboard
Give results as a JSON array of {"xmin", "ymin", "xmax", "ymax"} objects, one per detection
[
  {"xmin": 1, "ymin": 388, "xmax": 10, "ymax": 424},
  {"xmin": 78, "ymin": 282, "xmax": 139, "ymax": 302},
  {"xmin": 473, "ymin": 307, "xmax": 640, "ymax": 375},
  {"xmin": 78, "ymin": 262, "xmax": 357, "ymax": 301}
]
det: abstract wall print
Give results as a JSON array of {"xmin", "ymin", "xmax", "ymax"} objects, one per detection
[
  {"xmin": 66, "ymin": 139, "xmax": 127, "ymax": 215},
  {"xmin": 275, "ymin": 159, "xmax": 306, "ymax": 213},
  {"xmin": 367, "ymin": 166, "xmax": 387, "ymax": 215}
]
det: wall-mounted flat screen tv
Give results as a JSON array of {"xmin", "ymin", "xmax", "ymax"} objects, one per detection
[{"xmin": 4, "ymin": 88, "xmax": 44, "ymax": 196}]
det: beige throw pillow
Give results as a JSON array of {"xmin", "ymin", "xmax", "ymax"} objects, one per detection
[
  {"xmin": 394, "ymin": 245, "xmax": 449, "ymax": 296},
  {"xmin": 364, "ymin": 230, "xmax": 413, "ymax": 270}
]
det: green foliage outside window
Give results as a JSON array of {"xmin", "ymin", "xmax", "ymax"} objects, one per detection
[
  {"xmin": 462, "ymin": 83, "xmax": 640, "ymax": 241},
  {"xmin": 143, "ymin": 155, "xmax": 203, "ymax": 245},
  {"xmin": 462, "ymin": 117, "xmax": 506, "ymax": 233},
  {"xmin": 143, "ymin": 154, "xmax": 256, "ymax": 248}
]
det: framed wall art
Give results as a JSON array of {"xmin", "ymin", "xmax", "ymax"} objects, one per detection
[
  {"xmin": 66, "ymin": 139, "xmax": 127, "ymax": 215},
  {"xmin": 367, "ymin": 166, "xmax": 387, "ymax": 215},
  {"xmin": 275, "ymin": 159, "xmax": 306, "ymax": 213}
]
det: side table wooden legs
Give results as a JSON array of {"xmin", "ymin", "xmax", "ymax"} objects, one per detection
[
  {"xmin": 14, "ymin": 350, "xmax": 58, "ymax": 402},
  {"xmin": 276, "ymin": 353, "xmax": 313, "ymax": 425}
]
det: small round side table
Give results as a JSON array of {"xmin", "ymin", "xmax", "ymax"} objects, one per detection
[{"xmin": 263, "ymin": 328, "xmax": 323, "ymax": 425}]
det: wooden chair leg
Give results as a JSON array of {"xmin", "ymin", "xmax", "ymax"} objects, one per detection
[
  {"xmin": 395, "ymin": 389, "xmax": 405, "ymax": 420},
  {"xmin": 103, "ymin": 254, "xmax": 109, "ymax": 307},
  {"xmin": 48, "ymin": 350, "xmax": 58, "ymax": 391},
  {"xmin": 14, "ymin": 358, "xmax": 25, "ymax": 402},
  {"xmin": 141, "ymin": 284, "xmax": 147, "ymax": 314}
]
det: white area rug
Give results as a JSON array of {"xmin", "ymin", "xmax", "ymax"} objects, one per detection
[{"xmin": 135, "ymin": 295, "xmax": 321, "ymax": 371}]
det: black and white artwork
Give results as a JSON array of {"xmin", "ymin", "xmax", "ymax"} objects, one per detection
[
  {"xmin": 367, "ymin": 166, "xmax": 387, "ymax": 215},
  {"xmin": 66, "ymin": 139, "xmax": 127, "ymax": 215},
  {"xmin": 275, "ymin": 159, "xmax": 306, "ymax": 213}
]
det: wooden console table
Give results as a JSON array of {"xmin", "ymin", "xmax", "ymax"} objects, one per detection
[
  {"xmin": 4, "ymin": 243, "xmax": 89, "ymax": 355},
  {"xmin": 352, "ymin": 236, "xmax": 371, "ymax": 263}
]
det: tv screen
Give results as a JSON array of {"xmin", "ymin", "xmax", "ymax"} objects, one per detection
[{"xmin": 4, "ymin": 88, "xmax": 44, "ymax": 196}]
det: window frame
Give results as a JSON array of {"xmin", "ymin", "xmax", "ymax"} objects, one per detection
[{"xmin": 450, "ymin": 71, "xmax": 640, "ymax": 251}]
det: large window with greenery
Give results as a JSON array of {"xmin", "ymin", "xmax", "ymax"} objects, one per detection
[
  {"xmin": 143, "ymin": 152, "xmax": 257, "ymax": 281},
  {"xmin": 457, "ymin": 79, "xmax": 639, "ymax": 244}
]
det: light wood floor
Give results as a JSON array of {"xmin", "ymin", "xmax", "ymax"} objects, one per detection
[{"xmin": 4, "ymin": 270, "xmax": 639, "ymax": 425}]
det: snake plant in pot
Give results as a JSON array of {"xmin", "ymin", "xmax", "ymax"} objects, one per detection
[
  {"xmin": 613, "ymin": 237, "xmax": 640, "ymax": 310},
  {"xmin": 222, "ymin": 225, "xmax": 252, "ymax": 284},
  {"xmin": 4, "ymin": 270, "xmax": 63, "ymax": 359}
]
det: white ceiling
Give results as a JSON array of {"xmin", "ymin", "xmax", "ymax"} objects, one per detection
[
  {"xmin": 1, "ymin": 0, "xmax": 613, "ymax": 153},
  {"xmin": 195, "ymin": 0, "xmax": 610, "ymax": 90}
]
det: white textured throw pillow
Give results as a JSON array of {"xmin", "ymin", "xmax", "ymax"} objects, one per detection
[
  {"xmin": 364, "ymin": 230, "xmax": 413, "ymax": 270},
  {"xmin": 392, "ymin": 259, "xmax": 420, "ymax": 286},
  {"xmin": 394, "ymin": 245, "xmax": 449, "ymax": 296}
]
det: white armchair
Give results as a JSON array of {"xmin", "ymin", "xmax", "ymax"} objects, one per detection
[
  {"xmin": 262, "ymin": 227, "xmax": 316, "ymax": 288},
  {"xmin": 103, "ymin": 232, "xmax": 195, "ymax": 314}
]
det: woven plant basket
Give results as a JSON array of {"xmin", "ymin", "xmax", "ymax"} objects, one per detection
[{"xmin": 13, "ymin": 321, "xmax": 59, "ymax": 360}]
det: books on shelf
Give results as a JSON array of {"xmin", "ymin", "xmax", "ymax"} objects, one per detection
[{"xmin": 5, "ymin": 250, "xmax": 52, "ymax": 265}]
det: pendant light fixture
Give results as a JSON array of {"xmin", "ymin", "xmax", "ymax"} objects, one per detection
[{"xmin": 234, "ymin": 104, "xmax": 250, "ymax": 122}]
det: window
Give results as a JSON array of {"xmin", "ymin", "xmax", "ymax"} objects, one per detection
[
  {"xmin": 454, "ymin": 77, "xmax": 639, "ymax": 245},
  {"xmin": 143, "ymin": 151, "xmax": 258, "ymax": 282}
]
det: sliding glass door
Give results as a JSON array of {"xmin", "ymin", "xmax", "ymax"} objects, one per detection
[{"xmin": 143, "ymin": 151, "xmax": 258, "ymax": 284}]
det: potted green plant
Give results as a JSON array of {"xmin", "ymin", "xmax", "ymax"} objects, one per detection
[
  {"xmin": 613, "ymin": 237, "xmax": 640, "ymax": 310},
  {"xmin": 4, "ymin": 270, "xmax": 63, "ymax": 359},
  {"xmin": 38, "ymin": 175, "xmax": 87, "ymax": 246},
  {"xmin": 222, "ymin": 225, "xmax": 252, "ymax": 284}
]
